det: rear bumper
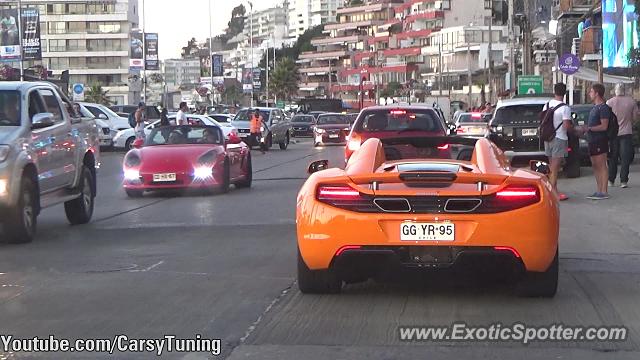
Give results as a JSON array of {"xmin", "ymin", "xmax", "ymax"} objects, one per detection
[
  {"xmin": 122, "ymin": 171, "xmax": 222, "ymax": 191},
  {"xmin": 297, "ymin": 199, "xmax": 559, "ymax": 273}
]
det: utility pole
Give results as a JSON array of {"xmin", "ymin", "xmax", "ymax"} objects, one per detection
[
  {"xmin": 328, "ymin": 59, "xmax": 332, "ymax": 99},
  {"xmin": 17, "ymin": 0, "xmax": 24, "ymax": 81},
  {"xmin": 142, "ymin": 0, "xmax": 147, "ymax": 102},
  {"xmin": 249, "ymin": 1, "xmax": 254, "ymax": 107},
  {"xmin": 467, "ymin": 39, "xmax": 473, "ymax": 107},
  {"xmin": 266, "ymin": 41, "xmax": 269, "ymax": 106},
  {"xmin": 486, "ymin": 0, "xmax": 493, "ymax": 103},
  {"xmin": 438, "ymin": 32, "xmax": 443, "ymax": 97},
  {"xmin": 209, "ymin": 0, "xmax": 214, "ymax": 106},
  {"xmin": 508, "ymin": 0, "xmax": 515, "ymax": 92}
]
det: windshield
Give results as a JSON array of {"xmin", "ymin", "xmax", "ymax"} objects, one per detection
[
  {"xmin": 145, "ymin": 126, "xmax": 224, "ymax": 146},
  {"xmin": 356, "ymin": 109, "xmax": 443, "ymax": 133},
  {"xmin": 492, "ymin": 104, "xmax": 544, "ymax": 125},
  {"xmin": 292, "ymin": 115, "xmax": 315, "ymax": 123},
  {"xmin": 0, "ymin": 90, "xmax": 21, "ymax": 126},
  {"xmin": 458, "ymin": 113, "xmax": 489, "ymax": 123},
  {"xmin": 233, "ymin": 109, "xmax": 271, "ymax": 122},
  {"xmin": 317, "ymin": 114, "xmax": 349, "ymax": 125}
]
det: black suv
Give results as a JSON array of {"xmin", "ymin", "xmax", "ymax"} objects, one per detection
[{"xmin": 488, "ymin": 97, "xmax": 581, "ymax": 178}]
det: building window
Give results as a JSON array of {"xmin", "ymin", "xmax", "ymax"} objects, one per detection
[
  {"xmin": 67, "ymin": 39, "xmax": 86, "ymax": 51},
  {"xmin": 88, "ymin": 39, "xmax": 122, "ymax": 51},
  {"xmin": 49, "ymin": 57, "xmax": 69, "ymax": 69},
  {"xmin": 47, "ymin": 4, "xmax": 65, "ymax": 15},
  {"xmin": 48, "ymin": 22, "xmax": 66, "ymax": 34},
  {"xmin": 67, "ymin": 3, "xmax": 86, "ymax": 14},
  {"xmin": 88, "ymin": 22, "xmax": 121, "ymax": 34},
  {"xmin": 69, "ymin": 58, "xmax": 86, "ymax": 67},
  {"xmin": 68, "ymin": 22, "xmax": 86, "ymax": 33},
  {"xmin": 49, "ymin": 39, "xmax": 66, "ymax": 52},
  {"xmin": 87, "ymin": 3, "xmax": 115, "ymax": 14}
]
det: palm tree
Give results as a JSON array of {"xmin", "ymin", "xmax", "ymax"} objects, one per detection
[
  {"xmin": 85, "ymin": 84, "xmax": 113, "ymax": 106},
  {"xmin": 268, "ymin": 58, "xmax": 300, "ymax": 101}
]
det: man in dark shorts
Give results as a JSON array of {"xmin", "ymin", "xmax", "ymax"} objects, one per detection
[{"xmin": 585, "ymin": 83, "xmax": 611, "ymax": 200}]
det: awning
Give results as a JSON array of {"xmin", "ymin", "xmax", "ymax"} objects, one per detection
[{"xmin": 571, "ymin": 67, "xmax": 634, "ymax": 84}]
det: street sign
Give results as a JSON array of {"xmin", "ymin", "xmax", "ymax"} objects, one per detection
[
  {"xmin": 72, "ymin": 83, "xmax": 85, "ymax": 101},
  {"xmin": 558, "ymin": 53, "xmax": 580, "ymax": 75},
  {"xmin": 517, "ymin": 75, "xmax": 543, "ymax": 95},
  {"xmin": 276, "ymin": 100, "xmax": 285, "ymax": 109}
]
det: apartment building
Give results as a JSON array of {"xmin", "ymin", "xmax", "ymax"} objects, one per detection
[
  {"xmin": 14, "ymin": 0, "xmax": 139, "ymax": 105},
  {"xmin": 164, "ymin": 59, "xmax": 201, "ymax": 90},
  {"xmin": 289, "ymin": 0, "xmax": 341, "ymax": 38}
]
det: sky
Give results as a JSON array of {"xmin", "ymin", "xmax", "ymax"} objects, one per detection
[{"xmin": 141, "ymin": 0, "xmax": 282, "ymax": 60}]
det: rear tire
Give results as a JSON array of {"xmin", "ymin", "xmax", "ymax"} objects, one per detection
[
  {"xmin": 125, "ymin": 137, "xmax": 136, "ymax": 150},
  {"xmin": 279, "ymin": 133, "xmax": 290, "ymax": 150},
  {"xmin": 4, "ymin": 176, "xmax": 37, "ymax": 244},
  {"xmin": 125, "ymin": 189, "xmax": 144, "ymax": 198},
  {"xmin": 64, "ymin": 166, "xmax": 95, "ymax": 225},
  {"xmin": 297, "ymin": 249, "xmax": 342, "ymax": 294},
  {"xmin": 515, "ymin": 249, "xmax": 558, "ymax": 298},
  {"xmin": 235, "ymin": 154, "xmax": 253, "ymax": 188}
]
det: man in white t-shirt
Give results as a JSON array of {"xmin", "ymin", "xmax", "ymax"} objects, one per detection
[
  {"xmin": 176, "ymin": 102, "xmax": 189, "ymax": 125},
  {"xmin": 543, "ymin": 83, "xmax": 573, "ymax": 201}
]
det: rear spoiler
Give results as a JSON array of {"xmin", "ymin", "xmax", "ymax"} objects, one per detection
[{"xmin": 380, "ymin": 136, "xmax": 479, "ymax": 148}]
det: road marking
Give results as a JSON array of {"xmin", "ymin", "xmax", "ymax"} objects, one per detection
[{"xmin": 129, "ymin": 260, "xmax": 164, "ymax": 273}]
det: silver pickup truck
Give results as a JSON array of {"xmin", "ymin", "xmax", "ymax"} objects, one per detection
[{"xmin": 0, "ymin": 82, "xmax": 100, "ymax": 243}]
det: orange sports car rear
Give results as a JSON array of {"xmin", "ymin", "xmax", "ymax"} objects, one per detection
[{"xmin": 296, "ymin": 137, "xmax": 559, "ymax": 297}]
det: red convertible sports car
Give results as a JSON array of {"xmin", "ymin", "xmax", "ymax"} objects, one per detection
[{"xmin": 122, "ymin": 125, "xmax": 252, "ymax": 197}]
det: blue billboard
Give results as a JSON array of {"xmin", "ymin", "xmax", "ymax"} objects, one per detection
[{"xmin": 603, "ymin": 0, "xmax": 639, "ymax": 68}]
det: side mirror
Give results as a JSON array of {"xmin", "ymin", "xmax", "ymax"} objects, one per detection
[
  {"xmin": 132, "ymin": 138, "xmax": 144, "ymax": 149},
  {"xmin": 530, "ymin": 160, "xmax": 550, "ymax": 176},
  {"xmin": 98, "ymin": 113, "xmax": 108, "ymax": 120},
  {"xmin": 227, "ymin": 133, "xmax": 242, "ymax": 145},
  {"xmin": 308, "ymin": 160, "xmax": 329, "ymax": 174},
  {"xmin": 31, "ymin": 113, "xmax": 55, "ymax": 129}
]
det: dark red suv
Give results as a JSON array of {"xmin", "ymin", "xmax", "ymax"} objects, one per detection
[{"xmin": 345, "ymin": 106, "xmax": 448, "ymax": 161}]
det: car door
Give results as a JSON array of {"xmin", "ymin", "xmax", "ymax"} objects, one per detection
[
  {"xmin": 28, "ymin": 90, "xmax": 58, "ymax": 193},
  {"xmin": 39, "ymin": 88, "xmax": 76, "ymax": 188},
  {"xmin": 270, "ymin": 110, "xmax": 282, "ymax": 142}
]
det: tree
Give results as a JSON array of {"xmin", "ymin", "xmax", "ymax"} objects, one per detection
[
  {"xmin": 269, "ymin": 58, "xmax": 300, "ymax": 101},
  {"xmin": 85, "ymin": 84, "xmax": 112, "ymax": 106},
  {"xmin": 228, "ymin": 5, "xmax": 246, "ymax": 37},
  {"xmin": 181, "ymin": 37, "xmax": 199, "ymax": 59}
]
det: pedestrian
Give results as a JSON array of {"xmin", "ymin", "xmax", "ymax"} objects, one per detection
[
  {"xmin": 134, "ymin": 102, "xmax": 146, "ymax": 140},
  {"xmin": 249, "ymin": 109, "xmax": 265, "ymax": 154},
  {"xmin": 606, "ymin": 83, "xmax": 638, "ymax": 188},
  {"xmin": 160, "ymin": 108, "xmax": 170, "ymax": 127},
  {"xmin": 176, "ymin": 102, "xmax": 189, "ymax": 126},
  {"xmin": 584, "ymin": 83, "xmax": 612, "ymax": 200},
  {"xmin": 542, "ymin": 83, "xmax": 573, "ymax": 201}
]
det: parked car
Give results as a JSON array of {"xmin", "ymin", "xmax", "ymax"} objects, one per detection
[
  {"xmin": 231, "ymin": 107, "xmax": 292, "ymax": 150},
  {"xmin": 0, "ymin": 82, "xmax": 100, "ymax": 243},
  {"xmin": 488, "ymin": 97, "xmax": 582, "ymax": 178},
  {"xmin": 454, "ymin": 112, "xmax": 491, "ymax": 137},
  {"xmin": 80, "ymin": 102, "xmax": 131, "ymax": 131},
  {"xmin": 74, "ymin": 103, "xmax": 115, "ymax": 149},
  {"xmin": 110, "ymin": 104, "xmax": 161, "ymax": 120},
  {"xmin": 570, "ymin": 104, "xmax": 593, "ymax": 166}
]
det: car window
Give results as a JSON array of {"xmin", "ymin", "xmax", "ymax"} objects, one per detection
[
  {"xmin": 458, "ymin": 113, "xmax": 487, "ymax": 123},
  {"xmin": 317, "ymin": 114, "xmax": 349, "ymax": 125},
  {"xmin": 38, "ymin": 89, "xmax": 64, "ymax": 124},
  {"xmin": 27, "ymin": 90, "xmax": 45, "ymax": 122},
  {"xmin": 86, "ymin": 105, "xmax": 106, "ymax": 118},
  {"xmin": 212, "ymin": 115, "xmax": 230, "ymax": 123},
  {"xmin": 492, "ymin": 104, "xmax": 544, "ymax": 125},
  {"xmin": 145, "ymin": 126, "xmax": 223, "ymax": 146},
  {"xmin": 356, "ymin": 109, "xmax": 443, "ymax": 133}
]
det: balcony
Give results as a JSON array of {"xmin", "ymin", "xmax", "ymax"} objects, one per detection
[
  {"xmin": 325, "ymin": 20, "xmax": 385, "ymax": 31},
  {"xmin": 299, "ymin": 66, "xmax": 331, "ymax": 74},
  {"xmin": 554, "ymin": 0, "xmax": 596, "ymax": 20},
  {"xmin": 404, "ymin": 10, "xmax": 445, "ymax": 24},
  {"xmin": 311, "ymin": 35, "xmax": 364, "ymax": 46},
  {"xmin": 299, "ymin": 50, "xmax": 348, "ymax": 60},
  {"xmin": 579, "ymin": 26, "xmax": 601, "ymax": 60},
  {"xmin": 395, "ymin": 29, "xmax": 434, "ymax": 41}
]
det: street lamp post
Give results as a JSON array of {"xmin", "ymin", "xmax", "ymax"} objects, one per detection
[
  {"xmin": 248, "ymin": 1, "xmax": 254, "ymax": 107},
  {"xmin": 209, "ymin": 0, "xmax": 214, "ymax": 106}
]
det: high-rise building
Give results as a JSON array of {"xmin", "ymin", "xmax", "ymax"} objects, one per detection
[
  {"xmin": 163, "ymin": 59, "xmax": 201, "ymax": 89},
  {"xmin": 15, "ymin": 0, "xmax": 140, "ymax": 105},
  {"xmin": 289, "ymin": 0, "xmax": 341, "ymax": 38},
  {"xmin": 244, "ymin": 3, "xmax": 289, "ymax": 47}
]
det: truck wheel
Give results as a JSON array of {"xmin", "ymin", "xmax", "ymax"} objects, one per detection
[
  {"xmin": 235, "ymin": 154, "xmax": 252, "ymax": 188},
  {"xmin": 64, "ymin": 166, "xmax": 95, "ymax": 225},
  {"xmin": 515, "ymin": 249, "xmax": 558, "ymax": 298},
  {"xmin": 4, "ymin": 177, "xmax": 37, "ymax": 244},
  {"xmin": 279, "ymin": 133, "xmax": 290, "ymax": 150},
  {"xmin": 297, "ymin": 249, "xmax": 342, "ymax": 294}
]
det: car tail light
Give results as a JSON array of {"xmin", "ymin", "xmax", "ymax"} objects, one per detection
[
  {"xmin": 494, "ymin": 246, "xmax": 521, "ymax": 258},
  {"xmin": 317, "ymin": 185, "xmax": 377, "ymax": 212},
  {"xmin": 389, "ymin": 110, "xmax": 406, "ymax": 115},
  {"xmin": 456, "ymin": 127, "xmax": 466, "ymax": 134},
  {"xmin": 472, "ymin": 113, "xmax": 482, "ymax": 119},
  {"xmin": 477, "ymin": 185, "xmax": 541, "ymax": 213},
  {"xmin": 437, "ymin": 144, "xmax": 450, "ymax": 150},
  {"xmin": 335, "ymin": 245, "xmax": 362, "ymax": 257}
]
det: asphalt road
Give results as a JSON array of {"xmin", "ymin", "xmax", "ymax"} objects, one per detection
[{"xmin": 1, "ymin": 139, "xmax": 640, "ymax": 360}]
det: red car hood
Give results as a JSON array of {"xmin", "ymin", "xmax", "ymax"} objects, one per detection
[{"xmin": 137, "ymin": 145, "xmax": 225, "ymax": 172}]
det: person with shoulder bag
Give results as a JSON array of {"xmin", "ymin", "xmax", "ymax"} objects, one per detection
[{"xmin": 539, "ymin": 83, "xmax": 573, "ymax": 201}]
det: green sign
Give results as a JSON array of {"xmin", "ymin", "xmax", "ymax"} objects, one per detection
[
  {"xmin": 517, "ymin": 75, "xmax": 544, "ymax": 94},
  {"xmin": 276, "ymin": 100, "xmax": 285, "ymax": 109}
]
